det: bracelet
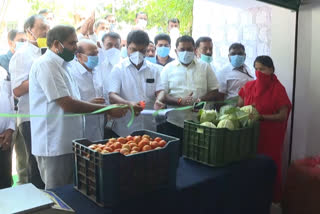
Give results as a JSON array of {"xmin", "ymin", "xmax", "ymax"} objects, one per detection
[{"xmin": 177, "ymin": 98, "xmax": 182, "ymax": 105}]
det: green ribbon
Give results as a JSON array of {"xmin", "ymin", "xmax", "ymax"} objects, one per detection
[
  {"xmin": 152, "ymin": 97, "xmax": 239, "ymax": 117},
  {"xmin": 0, "ymin": 104, "xmax": 135, "ymax": 127}
]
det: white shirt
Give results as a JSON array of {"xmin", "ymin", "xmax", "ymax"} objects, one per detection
[
  {"xmin": 70, "ymin": 60, "xmax": 105, "ymax": 141},
  {"xmin": 97, "ymin": 48, "xmax": 121, "ymax": 103},
  {"xmin": 217, "ymin": 64, "xmax": 254, "ymax": 100},
  {"xmin": 109, "ymin": 58, "xmax": 163, "ymax": 136},
  {"xmin": 9, "ymin": 42, "xmax": 41, "ymax": 125},
  {"xmin": 29, "ymin": 50, "xmax": 84, "ymax": 156},
  {"xmin": 0, "ymin": 80, "xmax": 15, "ymax": 134},
  {"xmin": 160, "ymin": 59, "xmax": 219, "ymax": 127}
]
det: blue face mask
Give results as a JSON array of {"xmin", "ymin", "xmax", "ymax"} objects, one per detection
[
  {"xmin": 145, "ymin": 56, "xmax": 157, "ymax": 64},
  {"xmin": 156, "ymin": 47, "xmax": 170, "ymax": 58},
  {"xmin": 85, "ymin": 55, "xmax": 99, "ymax": 69},
  {"xmin": 178, "ymin": 51, "xmax": 194, "ymax": 64},
  {"xmin": 200, "ymin": 54, "xmax": 213, "ymax": 63},
  {"xmin": 230, "ymin": 55, "xmax": 245, "ymax": 68},
  {"xmin": 121, "ymin": 46, "xmax": 128, "ymax": 58}
]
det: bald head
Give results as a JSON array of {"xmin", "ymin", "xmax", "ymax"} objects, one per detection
[{"xmin": 76, "ymin": 39, "xmax": 99, "ymax": 71}]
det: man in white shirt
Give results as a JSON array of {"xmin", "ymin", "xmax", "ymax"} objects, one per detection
[
  {"xmin": 29, "ymin": 25, "xmax": 128, "ymax": 189},
  {"xmin": 98, "ymin": 32, "xmax": 121, "ymax": 102},
  {"xmin": 109, "ymin": 30, "xmax": 165, "ymax": 136},
  {"xmin": 0, "ymin": 79, "xmax": 15, "ymax": 189},
  {"xmin": 10, "ymin": 14, "xmax": 49, "ymax": 188},
  {"xmin": 160, "ymin": 36, "xmax": 219, "ymax": 153},
  {"xmin": 218, "ymin": 43, "xmax": 254, "ymax": 100},
  {"xmin": 70, "ymin": 39, "xmax": 105, "ymax": 141},
  {"xmin": 154, "ymin": 33, "xmax": 175, "ymax": 66}
]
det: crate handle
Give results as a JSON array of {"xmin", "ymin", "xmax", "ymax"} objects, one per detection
[{"xmin": 196, "ymin": 128, "xmax": 204, "ymax": 134}]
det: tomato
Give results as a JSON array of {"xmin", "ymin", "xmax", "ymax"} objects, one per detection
[
  {"xmin": 132, "ymin": 146, "xmax": 140, "ymax": 152},
  {"xmin": 142, "ymin": 145, "xmax": 152, "ymax": 151},
  {"xmin": 150, "ymin": 141, "xmax": 159, "ymax": 149},
  {"xmin": 139, "ymin": 101, "xmax": 146, "ymax": 110},
  {"xmin": 114, "ymin": 142, "xmax": 122, "ymax": 149},
  {"xmin": 133, "ymin": 136, "xmax": 142, "ymax": 144},
  {"xmin": 130, "ymin": 150, "xmax": 138, "ymax": 154},
  {"xmin": 126, "ymin": 135, "xmax": 134, "ymax": 141},
  {"xmin": 101, "ymin": 150, "xmax": 109, "ymax": 154},
  {"xmin": 114, "ymin": 148, "xmax": 121, "ymax": 152},
  {"xmin": 104, "ymin": 147, "xmax": 113, "ymax": 152},
  {"xmin": 88, "ymin": 144, "xmax": 97, "ymax": 149},
  {"xmin": 154, "ymin": 137, "xmax": 162, "ymax": 142},
  {"xmin": 138, "ymin": 140, "xmax": 148, "ymax": 149},
  {"xmin": 158, "ymin": 140, "xmax": 167, "ymax": 147},
  {"xmin": 117, "ymin": 137, "xmax": 127, "ymax": 144},
  {"xmin": 129, "ymin": 143, "xmax": 138, "ymax": 149},
  {"xmin": 109, "ymin": 138, "xmax": 117, "ymax": 143},
  {"xmin": 120, "ymin": 148, "xmax": 130, "ymax": 155},
  {"xmin": 122, "ymin": 144, "xmax": 131, "ymax": 151},
  {"xmin": 142, "ymin": 134, "xmax": 151, "ymax": 140},
  {"xmin": 95, "ymin": 148, "xmax": 102, "ymax": 153}
]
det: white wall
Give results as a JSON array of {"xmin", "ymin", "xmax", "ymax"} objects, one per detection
[
  {"xmin": 292, "ymin": 1, "xmax": 320, "ymax": 160},
  {"xmin": 269, "ymin": 6, "xmax": 296, "ymax": 171}
]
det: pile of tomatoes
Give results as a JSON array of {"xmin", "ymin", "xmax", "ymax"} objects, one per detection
[{"xmin": 88, "ymin": 135, "xmax": 167, "ymax": 155}]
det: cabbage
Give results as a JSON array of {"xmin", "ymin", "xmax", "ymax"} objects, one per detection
[
  {"xmin": 239, "ymin": 105, "xmax": 260, "ymax": 127},
  {"xmin": 219, "ymin": 105, "xmax": 239, "ymax": 115},
  {"xmin": 200, "ymin": 122, "xmax": 217, "ymax": 128},
  {"xmin": 217, "ymin": 119, "xmax": 235, "ymax": 130},
  {"xmin": 199, "ymin": 109, "xmax": 218, "ymax": 124},
  {"xmin": 219, "ymin": 113, "xmax": 240, "ymax": 129}
]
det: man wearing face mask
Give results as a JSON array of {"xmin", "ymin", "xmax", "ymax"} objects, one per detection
[
  {"xmin": 133, "ymin": 12, "xmax": 148, "ymax": 31},
  {"xmin": 70, "ymin": 39, "xmax": 105, "ymax": 141},
  {"xmin": 195, "ymin": 37, "xmax": 221, "ymax": 77},
  {"xmin": 154, "ymin": 33, "xmax": 174, "ymax": 66},
  {"xmin": 218, "ymin": 43, "xmax": 254, "ymax": 100},
  {"xmin": 98, "ymin": 32, "xmax": 121, "ymax": 102},
  {"xmin": 145, "ymin": 41, "xmax": 156, "ymax": 64},
  {"xmin": 109, "ymin": 30, "xmax": 165, "ymax": 136},
  {"xmin": 160, "ymin": 35, "xmax": 219, "ymax": 154},
  {"xmin": 105, "ymin": 14, "xmax": 117, "ymax": 32},
  {"xmin": 0, "ymin": 30, "xmax": 26, "ymax": 79},
  {"xmin": 168, "ymin": 18, "xmax": 180, "ymax": 58},
  {"xmin": 29, "ymin": 25, "xmax": 128, "ymax": 189},
  {"xmin": 9, "ymin": 15, "xmax": 49, "ymax": 188}
]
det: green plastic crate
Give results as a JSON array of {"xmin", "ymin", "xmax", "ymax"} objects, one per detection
[{"xmin": 183, "ymin": 120, "xmax": 260, "ymax": 167}]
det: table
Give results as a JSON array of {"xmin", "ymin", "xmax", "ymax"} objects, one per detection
[{"xmin": 52, "ymin": 155, "xmax": 276, "ymax": 214}]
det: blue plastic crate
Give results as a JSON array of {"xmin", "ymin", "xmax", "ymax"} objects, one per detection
[{"xmin": 73, "ymin": 130, "xmax": 180, "ymax": 207}]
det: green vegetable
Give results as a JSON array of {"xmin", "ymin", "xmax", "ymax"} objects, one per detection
[
  {"xmin": 239, "ymin": 105, "xmax": 260, "ymax": 127},
  {"xmin": 200, "ymin": 122, "xmax": 217, "ymax": 128},
  {"xmin": 199, "ymin": 109, "xmax": 218, "ymax": 124},
  {"xmin": 219, "ymin": 105, "xmax": 240, "ymax": 115},
  {"xmin": 217, "ymin": 119, "xmax": 235, "ymax": 130}
]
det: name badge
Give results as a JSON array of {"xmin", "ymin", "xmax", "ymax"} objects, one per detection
[{"xmin": 146, "ymin": 78, "xmax": 155, "ymax": 83}]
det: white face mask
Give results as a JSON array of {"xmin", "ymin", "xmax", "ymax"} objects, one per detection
[
  {"xmin": 15, "ymin": 42, "xmax": 25, "ymax": 51},
  {"xmin": 169, "ymin": 27, "xmax": 180, "ymax": 38},
  {"xmin": 177, "ymin": 51, "xmax": 194, "ymax": 64},
  {"xmin": 129, "ymin": 51, "xmax": 145, "ymax": 66},
  {"xmin": 104, "ymin": 48, "xmax": 120, "ymax": 65},
  {"xmin": 137, "ymin": 19, "xmax": 147, "ymax": 29}
]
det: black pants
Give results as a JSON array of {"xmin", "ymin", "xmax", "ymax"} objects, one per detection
[
  {"xmin": 19, "ymin": 121, "xmax": 45, "ymax": 189},
  {"xmin": 0, "ymin": 147, "xmax": 12, "ymax": 189},
  {"xmin": 157, "ymin": 122, "xmax": 184, "ymax": 156}
]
